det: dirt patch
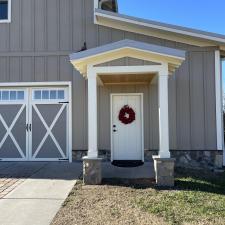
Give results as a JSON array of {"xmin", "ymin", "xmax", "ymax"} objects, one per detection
[{"xmin": 51, "ymin": 180, "xmax": 166, "ymax": 225}]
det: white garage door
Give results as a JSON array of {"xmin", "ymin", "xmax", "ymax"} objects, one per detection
[{"xmin": 0, "ymin": 86, "xmax": 70, "ymax": 161}]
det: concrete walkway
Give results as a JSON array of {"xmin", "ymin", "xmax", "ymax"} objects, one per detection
[
  {"xmin": 0, "ymin": 162, "xmax": 82, "ymax": 225},
  {"xmin": 0, "ymin": 161, "xmax": 154, "ymax": 225}
]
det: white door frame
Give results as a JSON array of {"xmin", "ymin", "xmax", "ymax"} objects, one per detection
[
  {"xmin": 110, "ymin": 93, "xmax": 144, "ymax": 162},
  {"xmin": 0, "ymin": 82, "xmax": 72, "ymax": 163}
]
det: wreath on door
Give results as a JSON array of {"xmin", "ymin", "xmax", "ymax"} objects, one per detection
[{"xmin": 118, "ymin": 105, "xmax": 136, "ymax": 125}]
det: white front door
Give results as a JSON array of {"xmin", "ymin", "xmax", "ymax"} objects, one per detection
[{"xmin": 111, "ymin": 94, "xmax": 143, "ymax": 161}]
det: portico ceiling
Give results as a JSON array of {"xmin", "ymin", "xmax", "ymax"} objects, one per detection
[{"xmin": 70, "ymin": 39, "xmax": 186, "ymax": 77}]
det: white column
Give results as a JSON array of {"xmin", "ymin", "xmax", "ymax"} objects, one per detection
[
  {"xmin": 215, "ymin": 50, "xmax": 223, "ymax": 151},
  {"xmin": 87, "ymin": 69, "xmax": 98, "ymax": 158},
  {"xmin": 158, "ymin": 74, "xmax": 170, "ymax": 158}
]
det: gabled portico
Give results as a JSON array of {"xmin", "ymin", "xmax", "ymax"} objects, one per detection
[{"xmin": 70, "ymin": 39, "xmax": 185, "ymax": 186}]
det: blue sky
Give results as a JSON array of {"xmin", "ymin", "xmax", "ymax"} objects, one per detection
[{"xmin": 118, "ymin": 0, "xmax": 225, "ymax": 90}]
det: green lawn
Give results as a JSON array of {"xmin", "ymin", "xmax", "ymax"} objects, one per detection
[{"xmin": 136, "ymin": 168, "xmax": 225, "ymax": 225}]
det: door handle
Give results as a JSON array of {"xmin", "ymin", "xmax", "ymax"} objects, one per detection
[
  {"xmin": 29, "ymin": 124, "xmax": 32, "ymax": 132},
  {"xmin": 113, "ymin": 129, "xmax": 117, "ymax": 132},
  {"xmin": 26, "ymin": 124, "xmax": 29, "ymax": 132},
  {"xmin": 58, "ymin": 101, "xmax": 69, "ymax": 104}
]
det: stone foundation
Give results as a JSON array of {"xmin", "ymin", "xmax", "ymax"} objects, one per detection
[
  {"xmin": 153, "ymin": 156, "xmax": 175, "ymax": 187},
  {"xmin": 73, "ymin": 150, "xmax": 223, "ymax": 169},
  {"xmin": 83, "ymin": 157, "xmax": 102, "ymax": 185}
]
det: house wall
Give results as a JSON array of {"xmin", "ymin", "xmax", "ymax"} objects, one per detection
[{"xmin": 0, "ymin": 0, "xmax": 217, "ymax": 151}]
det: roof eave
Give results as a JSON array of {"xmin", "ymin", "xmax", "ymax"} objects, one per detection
[{"xmin": 95, "ymin": 9, "xmax": 225, "ymax": 50}]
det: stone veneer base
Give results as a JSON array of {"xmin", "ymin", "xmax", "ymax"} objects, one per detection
[
  {"xmin": 153, "ymin": 156, "xmax": 175, "ymax": 187},
  {"xmin": 83, "ymin": 157, "xmax": 102, "ymax": 185},
  {"xmin": 73, "ymin": 150, "xmax": 223, "ymax": 170}
]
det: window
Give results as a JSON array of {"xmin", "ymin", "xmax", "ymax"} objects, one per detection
[
  {"xmin": 0, "ymin": 90, "xmax": 25, "ymax": 101},
  {"xmin": 0, "ymin": 0, "xmax": 11, "ymax": 22},
  {"xmin": 33, "ymin": 89, "xmax": 65, "ymax": 101}
]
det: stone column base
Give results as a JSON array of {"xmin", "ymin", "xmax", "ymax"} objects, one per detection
[
  {"xmin": 83, "ymin": 157, "xmax": 102, "ymax": 185},
  {"xmin": 153, "ymin": 156, "xmax": 175, "ymax": 187}
]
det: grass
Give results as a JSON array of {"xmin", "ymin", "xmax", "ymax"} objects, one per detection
[
  {"xmin": 136, "ymin": 168, "xmax": 225, "ymax": 225},
  {"xmin": 51, "ymin": 168, "xmax": 225, "ymax": 225}
]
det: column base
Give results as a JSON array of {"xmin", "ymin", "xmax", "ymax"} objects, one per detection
[
  {"xmin": 153, "ymin": 156, "xmax": 175, "ymax": 187},
  {"xmin": 83, "ymin": 157, "xmax": 102, "ymax": 185}
]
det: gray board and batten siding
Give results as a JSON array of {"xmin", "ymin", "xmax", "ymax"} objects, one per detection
[{"xmin": 0, "ymin": 0, "xmax": 217, "ymax": 151}]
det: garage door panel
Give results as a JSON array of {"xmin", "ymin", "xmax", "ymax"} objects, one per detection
[
  {"xmin": 31, "ymin": 107, "xmax": 47, "ymax": 152},
  {"xmin": 11, "ymin": 108, "xmax": 26, "ymax": 153},
  {"xmin": 31, "ymin": 102, "xmax": 68, "ymax": 160},
  {"xmin": 52, "ymin": 107, "xmax": 67, "ymax": 155},
  {"xmin": 0, "ymin": 105, "xmax": 22, "ymax": 127},
  {"xmin": 0, "ymin": 121, "xmax": 7, "ymax": 141},
  {"xmin": 0, "ymin": 136, "xmax": 23, "ymax": 158},
  {"xmin": 35, "ymin": 136, "xmax": 63, "ymax": 158},
  {"xmin": 36, "ymin": 104, "xmax": 63, "ymax": 127}
]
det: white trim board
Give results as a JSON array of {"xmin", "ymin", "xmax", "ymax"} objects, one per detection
[{"xmin": 110, "ymin": 93, "xmax": 144, "ymax": 162}]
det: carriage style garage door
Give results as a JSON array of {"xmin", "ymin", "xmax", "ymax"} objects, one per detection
[{"xmin": 0, "ymin": 85, "xmax": 71, "ymax": 161}]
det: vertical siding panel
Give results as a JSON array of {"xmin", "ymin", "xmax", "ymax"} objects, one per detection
[
  {"xmin": 168, "ymin": 74, "xmax": 177, "ymax": 149},
  {"xmin": 34, "ymin": 57, "xmax": 45, "ymax": 81},
  {"xmin": 21, "ymin": 0, "xmax": 34, "ymax": 51},
  {"xmin": 176, "ymin": 54, "xmax": 191, "ymax": 150},
  {"xmin": 0, "ymin": 57, "xmax": 8, "ymax": 82},
  {"xmin": 149, "ymin": 84, "xmax": 159, "ymax": 149},
  {"xmin": 21, "ymin": 57, "xmax": 34, "ymax": 81},
  {"xmin": 59, "ymin": 0, "xmax": 72, "ymax": 51},
  {"xmin": 111, "ymin": 29, "xmax": 125, "ymax": 66},
  {"xmin": 10, "ymin": 0, "xmax": 21, "ymax": 51},
  {"xmin": 46, "ymin": 0, "xmax": 59, "ymax": 51},
  {"xmin": 72, "ymin": 0, "xmax": 83, "ymax": 51},
  {"xmin": 85, "ymin": 0, "xmax": 97, "ymax": 48},
  {"xmin": 9, "ymin": 57, "xmax": 21, "ymax": 82},
  {"xmin": 34, "ymin": 0, "xmax": 46, "ymax": 51},
  {"xmin": 0, "ymin": 25, "xmax": 9, "ymax": 52},
  {"xmin": 72, "ymin": 70, "xmax": 87, "ymax": 150},
  {"xmin": 204, "ymin": 51, "xmax": 217, "ymax": 149},
  {"xmin": 46, "ymin": 56, "xmax": 58, "ymax": 81},
  {"xmin": 136, "ymin": 84, "xmax": 150, "ymax": 149},
  {"xmin": 98, "ymin": 86, "xmax": 110, "ymax": 150},
  {"xmin": 190, "ymin": 52, "xmax": 205, "ymax": 149},
  {"xmin": 59, "ymin": 56, "xmax": 73, "ymax": 81}
]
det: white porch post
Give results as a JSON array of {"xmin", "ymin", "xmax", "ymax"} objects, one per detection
[
  {"xmin": 158, "ymin": 73, "xmax": 170, "ymax": 158},
  {"xmin": 87, "ymin": 67, "xmax": 98, "ymax": 158}
]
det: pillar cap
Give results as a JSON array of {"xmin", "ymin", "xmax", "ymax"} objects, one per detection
[
  {"xmin": 152, "ymin": 155, "xmax": 175, "ymax": 162},
  {"xmin": 82, "ymin": 156, "xmax": 103, "ymax": 161}
]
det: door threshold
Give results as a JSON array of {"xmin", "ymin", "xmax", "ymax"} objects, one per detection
[{"xmin": 111, "ymin": 160, "xmax": 144, "ymax": 168}]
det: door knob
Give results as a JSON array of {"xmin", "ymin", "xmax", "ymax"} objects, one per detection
[
  {"xmin": 113, "ymin": 125, "xmax": 116, "ymax": 128},
  {"xmin": 113, "ymin": 129, "xmax": 117, "ymax": 132}
]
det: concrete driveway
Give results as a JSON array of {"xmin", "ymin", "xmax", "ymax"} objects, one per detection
[{"xmin": 0, "ymin": 162, "xmax": 82, "ymax": 225}]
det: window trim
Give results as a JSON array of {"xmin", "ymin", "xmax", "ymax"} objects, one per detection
[{"xmin": 0, "ymin": 0, "xmax": 11, "ymax": 23}]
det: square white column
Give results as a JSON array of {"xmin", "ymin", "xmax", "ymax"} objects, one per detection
[
  {"xmin": 158, "ymin": 74, "xmax": 170, "ymax": 158},
  {"xmin": 87, "ymin": 71, "xmax": 98, "ymax": 158}
]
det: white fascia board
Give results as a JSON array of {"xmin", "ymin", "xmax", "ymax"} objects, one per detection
[{"xmin": 95, "ymin": 10, "xmax": 225, "ymax": 46}]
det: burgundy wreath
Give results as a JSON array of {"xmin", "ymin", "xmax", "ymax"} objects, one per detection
[{"xmin": 118, "ymin": 105, "xmax": 136, "ymax": 125}]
